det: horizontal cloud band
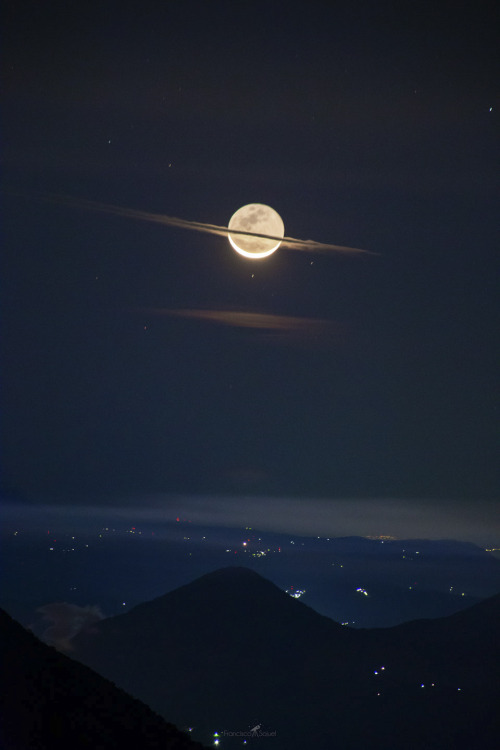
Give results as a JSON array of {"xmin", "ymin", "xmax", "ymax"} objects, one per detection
[{"xmin": 26, "ymin": 192, "xmax": 374, "ymax": 255}]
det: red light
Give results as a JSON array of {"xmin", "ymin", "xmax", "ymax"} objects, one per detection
[{"xmin": 176, "ymin": 517, "xmax": 180, "ymax": 522}]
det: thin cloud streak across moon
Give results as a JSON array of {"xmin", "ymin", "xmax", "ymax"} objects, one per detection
[{"xmin": 29, "ymin": 192, "xmax": 374, "ymax": 256}]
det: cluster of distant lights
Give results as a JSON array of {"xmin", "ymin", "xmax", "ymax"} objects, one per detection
[
  {"xmin": 286, "ymin": 587, "xmax": 306, "ymax": 599},
  {"xmin": 223, "ymin": 538, "xmax": 282, "ymax": 555},
  {"xmin": 374, "ymin": 664, "xmax": 387, "ymax": 694},
  {"xmin": 44, "ymin": 532, "xmax": 89, "ymax": 553},
  {"xmin": 448, "ymin": 586, "xmax": 467, "ymax": 596},
  {"xmin": 371, "ymin": 667, "xmax": 463, "ymax": 697},
  {"xmin": 209, "ymin": 670, "xmax": 465, "ymax": 742},
  {"xmin": 402, "ymin": 549, "xmax": 420, "ymax": 559},
  {"xmin": 400, "ymin": 549, "xmax": 465, "ymax": 596},
  {"xmin": 9, "ymin": 526, "xmax": 483, "ymax": 607},
  {"xmin": 99, "ymin": 526, "xmax": 143, "ymax": 536},
  {"xmin": 212, "ymin": 731, "xmax": 251, "ymax": 746},
  {"xmin": 12, "ymin": 526, "xmax": 150, "ymax": 560},
  {"xmin": 42, "ymin": 526, "xmax": 145, "ymax": 550}
]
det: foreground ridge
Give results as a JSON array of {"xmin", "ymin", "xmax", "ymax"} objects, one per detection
[{"xmin": 0, "ymin": 608, "xmax": 208, "ymax": 750}]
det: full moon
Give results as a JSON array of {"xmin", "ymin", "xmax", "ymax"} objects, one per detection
[{"xmin": 228, "ymin": 204, "xmax": 284, "ymax": 259}]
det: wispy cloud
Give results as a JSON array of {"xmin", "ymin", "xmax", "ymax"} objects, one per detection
[
  {"xmin": 3, "ymin": 496, "xmax": 498, "ymax": 545},
  {"xmin": 37, "ymin": 602, "xmax": 104, "ymax": 651},
  {"xmin": 144, "ymin": 307, "xmax": 343, "ymax": 344},
  {"xmin": 14, "ymin": 191, "xmax": 374, "ymax": 255}
]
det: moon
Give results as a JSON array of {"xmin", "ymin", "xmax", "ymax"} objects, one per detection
[{"xmin": 228, "ymin": 204, "xmax": 284, "ymax": 259}]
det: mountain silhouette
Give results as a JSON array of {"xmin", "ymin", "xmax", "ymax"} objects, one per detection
[
  {"xmin": 70, "ymin": 567, "xmax": 499, "ymax": 749},
  {"xmin": 0, "ymin": 608, "xmax": 207, "ymax": 750}
]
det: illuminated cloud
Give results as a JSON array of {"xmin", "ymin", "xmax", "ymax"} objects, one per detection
[
  {"xmin": 38, "ymin": 602, "xmax": 104, "ymax": 652},
  {"xmin": 5, "ymin": 496, "xmax": 497, "ymax": 546},
  {"xmin": 143, "ymin": 308, "xmax": 343, "ymax": 345}
]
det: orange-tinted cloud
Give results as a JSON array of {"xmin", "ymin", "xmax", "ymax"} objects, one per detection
[{"xmin": 144, "ymin": 307, "xmax": 344, "ymax": 346}]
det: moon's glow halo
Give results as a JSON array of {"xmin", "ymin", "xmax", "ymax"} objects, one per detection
[{"xmin": 228, "ymin": 204, "xmax": 284, "ymax": 259}]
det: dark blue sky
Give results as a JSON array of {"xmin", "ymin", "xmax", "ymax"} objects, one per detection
[{"xmin": 2, "ymin": 2, "xmax": 498, "ymax": 537}]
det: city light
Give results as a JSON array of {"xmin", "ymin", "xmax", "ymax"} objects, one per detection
[{"xmin": 286, "ymin": 587, "xmax": 306, "ymax": 599}]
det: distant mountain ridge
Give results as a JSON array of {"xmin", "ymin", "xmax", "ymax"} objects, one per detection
[
  {"xmin": 71, "ymin": 566, "xmax": 500, "ymax": 749},
  {"xmin": 0, "ymin": 608, "xmax": 207, "ymax": 750},
  {"xmin": 4, "ymin": 524, "xmax": 499, "ymax": 629}
]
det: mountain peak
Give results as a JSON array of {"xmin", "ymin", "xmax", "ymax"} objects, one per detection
[
  {"xmin": 197, "ymin": 565, "xmax": 267, "ymax": 580},
  {"xmin": 69, "ymin": 572, "xmax": 499, "ymax": 750},
  {"xmin": 117, "ymin": 564, "xmax": 338, "ymax": 635}
]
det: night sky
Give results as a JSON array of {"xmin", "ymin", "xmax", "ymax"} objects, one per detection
[{"xmin": 2, "ymin": 2, "xmax": 499, "ymax": 541}]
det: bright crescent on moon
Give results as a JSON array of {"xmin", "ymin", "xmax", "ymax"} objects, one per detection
[{"xmin": 228, "ymin": 204, "xmax": 284, "ymax": 259}]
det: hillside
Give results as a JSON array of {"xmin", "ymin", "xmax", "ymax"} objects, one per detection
[
  {"xmin": 71, "ymin": 567, "xmax": 500, "ymax": 748},
  {"xmin": 0, "ymin": 608, "xmax": 207, "ymax": 750}
]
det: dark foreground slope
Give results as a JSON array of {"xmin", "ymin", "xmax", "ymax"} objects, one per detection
[
  {"xmin": 72, "ymin": 567, "xmax": 499, "ymax": 749},
  {"xmin": 0, "ymin": 609, "xmax": 207, "ymax": 750}
]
